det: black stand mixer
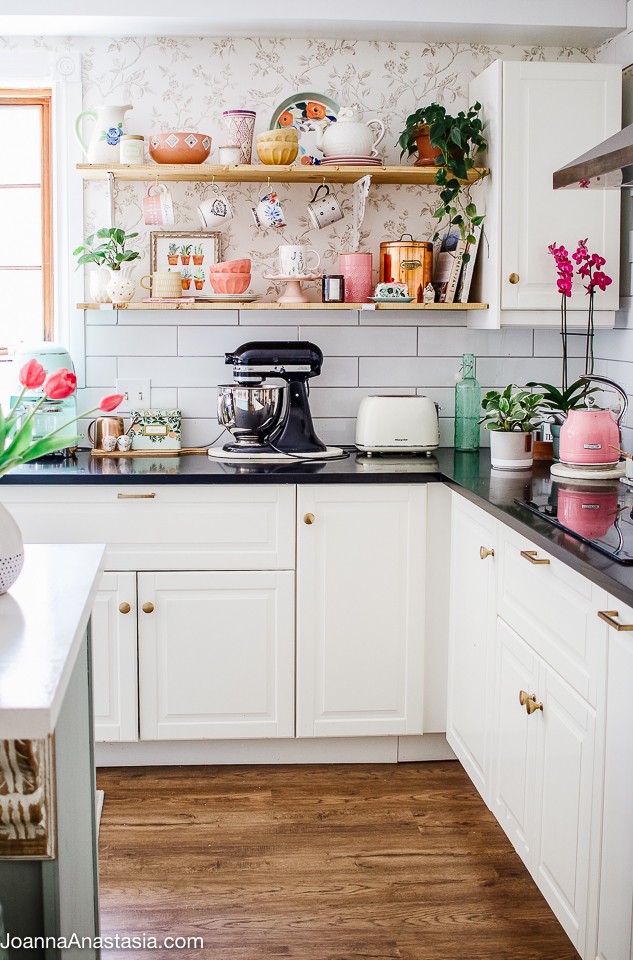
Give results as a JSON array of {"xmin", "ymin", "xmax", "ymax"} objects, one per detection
[{"xmin": 209, "ymin": 341, "xmax": 344, "ymax": 461}]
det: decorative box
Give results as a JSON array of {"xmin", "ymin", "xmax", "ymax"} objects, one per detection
[
  {"xmin": 374, "ymin": 282, "xmax": 409, "ymax": 299},
  {"xmin": 129, "ymin": 409, "xmax": 182, "ymax": 451}
]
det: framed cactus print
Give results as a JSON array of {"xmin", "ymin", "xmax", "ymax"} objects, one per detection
[{"xmin": 150, "ymin": 231, "xmax": 220, "ymax": 294}]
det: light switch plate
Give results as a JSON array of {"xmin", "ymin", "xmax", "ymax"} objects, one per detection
[{"xmin": 116, "ymin": 379, "xmax": 151, "ymax": 412}]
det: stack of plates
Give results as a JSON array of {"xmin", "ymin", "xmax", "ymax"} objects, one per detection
[{"xmin": 320, "ymin": 155, "xmax": 383, "ymax": 166}]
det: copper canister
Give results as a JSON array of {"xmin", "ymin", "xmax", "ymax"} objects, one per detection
[{"xmin": 379, "ymin": 234, "xmax": 433, "ymax": 302}]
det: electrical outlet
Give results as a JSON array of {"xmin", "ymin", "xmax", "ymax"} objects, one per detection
[{"xmin": 116, "ymin": 379, "xmax": 151, "ymax": 412}]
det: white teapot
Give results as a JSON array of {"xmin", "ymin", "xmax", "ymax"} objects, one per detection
[{"xmin": 316, "ymin": 107, "xmax": 385, "ymax": 158}]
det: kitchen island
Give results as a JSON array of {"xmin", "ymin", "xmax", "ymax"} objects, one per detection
[{"xmin": 0, "ymin": 543, "xmax": 105, "ymax": 959}]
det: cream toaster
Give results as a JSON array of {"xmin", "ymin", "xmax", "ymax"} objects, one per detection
[{"xmin": 355, "ymin": 395, "xmax": 439, "ymax": 453}]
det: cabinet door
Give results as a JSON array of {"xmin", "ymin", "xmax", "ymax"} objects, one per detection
[
  {"xmin": 296, "ymin": 485, "xmax": 426, "ymax": 738},
  {"xmin": 138, "ymin": 571, "xmax": 294, "ymax": 740},
  {"xmin": 491, "ymin": 618, "xmax": 539, "ymax": 870},
  {"xmin": 446, "ymin": 494, "xmax": 496, "ymax": 803},
  {"xmin": 532, "ymin": 665, "xmax": 596, "ymax": 952},
  {"xmin": 501, "ymin": 62, "xmax": 620, "ymax": 313},
  {"xmin": 595, "ymin": 599, "xmax": 633, "ymax": 960},
  {"xmin": 91, "ymin": 572, "xmax": 138, "ymax": 742}
]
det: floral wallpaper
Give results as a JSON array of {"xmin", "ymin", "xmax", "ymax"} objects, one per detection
[{"xmin": 0, "ymin": 34, "xmax": 595, "ymax": 300}]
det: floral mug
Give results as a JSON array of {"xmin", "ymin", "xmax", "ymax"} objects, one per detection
[{"xmin": 252, "ymin": 191, "xmax": 287, "ymax": 230}]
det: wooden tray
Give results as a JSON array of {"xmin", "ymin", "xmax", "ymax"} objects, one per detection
[{"xmin": 90, "ymin": 447, "xmax": 208, "ymax": 458}]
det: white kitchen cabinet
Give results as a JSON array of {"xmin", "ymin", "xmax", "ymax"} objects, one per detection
[
  {"xmin": 296, "ymin": 484, "xmax": 426, "ymax": 738},
  {"xmin": 593, "ymin": 599, "xmax": 633, "ymax": 960},
  {"xmin": 137, "ymin": 570, "xmax": 295, "ymax": 740},
  {"xmin": 91, "ymin": 571, "xmax": 138, "ymax": 742},
  {"xmin": 469, "ymin": 60, "xmax": 621, "ymax": 328},
  {"xmin": 446, "ymin": 493, "xmax": 497, "ymax": 803}
]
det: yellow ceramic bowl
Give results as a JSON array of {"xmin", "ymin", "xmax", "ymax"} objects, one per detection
[
  {"xmin": 256, "ymin": 140, "xmax": 299, "ymax": 165},
  {"xmin": 256, "ymin": 129, "xmax": 299, "ymax": 143}
]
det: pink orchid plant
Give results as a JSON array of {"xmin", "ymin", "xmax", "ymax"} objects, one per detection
[{"xmin": 0, "ymin": 359, "xmax": 123, "ymax": 479}]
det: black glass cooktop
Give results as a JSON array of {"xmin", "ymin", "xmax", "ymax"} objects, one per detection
[{"xmin": 515, "ymin": 482, "xmax": 633, "ymax": 564}]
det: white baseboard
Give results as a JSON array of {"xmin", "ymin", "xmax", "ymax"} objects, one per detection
[{"xmin": 95, "ymin": 734, "xmax": 453, "ymax": 767}]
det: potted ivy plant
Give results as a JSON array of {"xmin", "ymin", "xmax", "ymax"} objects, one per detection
[
  {"xmin": 479, "ymin": 385, "xmax": 545, "ymax": 469},
  {"xmin": 397, "ymin": 102, "xmax": 487, "ymax": 254}
]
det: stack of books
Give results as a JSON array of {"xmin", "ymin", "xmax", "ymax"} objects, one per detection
[{"xmin": 432, "ymin": 226, "xmax": 481, "ymax": 304}]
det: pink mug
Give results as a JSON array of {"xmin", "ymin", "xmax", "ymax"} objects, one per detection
[{"xmin": 143, "ymin": 183, "xmax": 175, "ymax": 226}]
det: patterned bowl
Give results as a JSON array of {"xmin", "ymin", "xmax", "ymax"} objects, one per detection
[
  {"xmin": 256, "ymin": 129, "xmax": 299, "ymax": 143},
  {"xmin": 149, "ymin": 132, "xmax": 212, "ymax": 164},
  {"xmin": 208, "ymin": 272, "xmax": 251, "ymax": 295},
  {"xmin": 213, "ymin": 259, "xmax": 251, "ymax": 273},
  {"xmin": 256, "ymin": 140, "xmax": 299, "ymax": 165}
]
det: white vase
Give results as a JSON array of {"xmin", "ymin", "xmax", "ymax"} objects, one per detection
[
  {"xmin": 102, "ymin": 264, "xmax": 136, "ymax": 303},
  {"xmin": 490, "ymin": 430, "xmax": 534, "ymax": 470},
  {"xmin": 0, "ymin": 502, "xmax": 24, "ymax": 594},
  {"xmin": 89, "ymin": 268, "xmax": 110, "ymax": 303}
]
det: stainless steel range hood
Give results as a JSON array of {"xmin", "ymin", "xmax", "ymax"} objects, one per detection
[{"xmin": 553, "ymin": 123, "xmax": 633, "ymax": 190}]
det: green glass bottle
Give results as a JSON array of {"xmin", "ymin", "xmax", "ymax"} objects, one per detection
[{"xmin": 454, "ymin": 353, "xmax": 481, "ymax": 451}]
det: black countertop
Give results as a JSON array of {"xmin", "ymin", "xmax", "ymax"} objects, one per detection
[{"xmin": 3, "ymin": 446, "xmax": 633, "ymax": 608}]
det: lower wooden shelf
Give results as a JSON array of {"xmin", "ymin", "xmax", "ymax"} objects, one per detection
[{"xmin": 79, "ymin": 301, "xmax": 488, "ymax": 311}]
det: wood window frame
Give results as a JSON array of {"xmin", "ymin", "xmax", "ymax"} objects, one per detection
[{"xmin": 0, "ymin": 89, "xmax": 53, "ymax": 340}]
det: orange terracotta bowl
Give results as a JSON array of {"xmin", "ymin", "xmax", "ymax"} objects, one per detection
[
  {"xmin": 213, "ymin": 259, "xmax": 251, "ymax": 273},
  {"xmin": 149, "ymin": 132, "xmax": 212, "ymax": 164},
  {"xmin": 208, "ymin": 272, "xmax": 251, "ymax": 295}
]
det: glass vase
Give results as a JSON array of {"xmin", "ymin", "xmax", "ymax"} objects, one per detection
[{"xmin": 454, "ymin": 353, "xmax": 481, "ymax": 451}]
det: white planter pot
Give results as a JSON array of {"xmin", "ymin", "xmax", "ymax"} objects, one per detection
[
  {"xmin": 489, "ymin": 430, "xmax": 533, "ymax": 470},
  {"xmin": 0, "ymin": 502, "xmax": 24, "ymax": 594}
]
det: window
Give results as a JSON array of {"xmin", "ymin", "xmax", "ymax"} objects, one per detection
[{"xmin": 0, "ymin": 90, "xmax": 52, "ymax": 344}]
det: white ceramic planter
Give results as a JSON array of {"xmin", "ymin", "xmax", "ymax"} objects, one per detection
[
  {"xmin": 0, "ymin": 502, "xmax": 24, "ymax": 594},
  {"xmin": 490, "ymin": 430, "xmax": 533, "ymax": 470}
]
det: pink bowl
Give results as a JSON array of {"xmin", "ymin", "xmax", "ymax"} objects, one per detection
[
  {"xmin": 213, "ymin": 258, "xmax": 251, "ymax": 274},
  {"xmin": 208, "ymin": 272, "xmax": 251, "ymax": 295}
]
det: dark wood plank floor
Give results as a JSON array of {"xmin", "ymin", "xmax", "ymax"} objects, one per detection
[{"xmin": 96, "ymin": 761, "xmax": 580, "ymax": 960}]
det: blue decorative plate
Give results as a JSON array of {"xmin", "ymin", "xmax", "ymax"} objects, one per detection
[{"xmin": 269, "ymin": 92, "xmax": 339, "ymax": 166}]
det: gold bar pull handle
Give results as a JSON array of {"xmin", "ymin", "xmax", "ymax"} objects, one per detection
[
  {"xmin": 480, "ymin": 546, "xmax": 494, "ymax": 560},
  {"xmin": 117, "ymin": 493, "xmax": 156, "ymax": 499},
  {"xmin": 520, "ymin": 550, "xmax": 550, "ymax": 565},
  {"xmin": 598, "ymin": 610, "xmax": 633, "ymax": 631}
]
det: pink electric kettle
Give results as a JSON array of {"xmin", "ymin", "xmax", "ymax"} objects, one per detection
[{"xmin": 559, "ymin": 375, "xmax": 628, "ymax": 467}]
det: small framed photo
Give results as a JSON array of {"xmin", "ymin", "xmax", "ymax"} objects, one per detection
[{"xmin": 150, "ymin": 231, "xmax": 221, "ymax": 293}]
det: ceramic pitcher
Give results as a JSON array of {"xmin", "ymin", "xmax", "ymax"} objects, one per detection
[
  {"xmin": 75, "ymin": 104, "xmax": 133, "ymax": 163},
  {"xmin": 101, "ymin": 264, "xmax": 136, "ymax": 303}
]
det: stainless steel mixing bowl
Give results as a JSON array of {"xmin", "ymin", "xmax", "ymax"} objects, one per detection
[{"xmin": 217, "ymin": 384, "xmax": 285, "ymax": 445}]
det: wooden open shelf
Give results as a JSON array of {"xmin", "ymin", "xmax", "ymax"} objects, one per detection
[
  {"xmin": 79, "ymin": 301, "xmax": 487, "ymax": 311},
  {"xmin": 77, "ymin": 163, "xmax": 488, "ymax": 186}
]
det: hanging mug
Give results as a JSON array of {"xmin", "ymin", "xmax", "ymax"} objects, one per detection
[
  {"xmin": 307, "ymin": 184, "xmax": 344, "ymax": 230},
  {"xmin": 197, "ymin": 183, "xmax": 234, "ymax": 230},
  {"xmin": 252, "ymin": 190, "xmax": 287, "ymax": 230},
  {"xmin": 143, "ymin": 183, "xmax": 174, "ymax": 226}
]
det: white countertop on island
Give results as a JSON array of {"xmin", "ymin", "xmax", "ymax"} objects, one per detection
[{"xmin": 0, "ymin": 543, "xmax": 105, "ymax": 738}]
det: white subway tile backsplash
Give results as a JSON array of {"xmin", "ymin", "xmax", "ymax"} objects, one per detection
[
  {"xmin": 417, "ymin": 386, "xmax": 457, "ymax": 418},
  {"xmin": 360, "ymin": 357, "xmax": 461, "ymax": 387},
  {"xmin": 117, "ymin": 356, "xmax": 227, "ymax": 387},
  {"xmin": 360, "ymin": 309, "xmax": 467, "ymax": 327},
  {"xmin": 116, "ymin": 309, "xmax": 239, "ymax": 326},
  {"xmin": 178, "ymin": 387, "xmax": 218, "ymax": 419},
  {"xmin": 313, "ymin": 418, "xmax": 357, "ymax": 445},
  {"xmin": 246, "ymin": 309, "xmax": 359, "ymax": 326},
  {"xmin": 85, "ymin": 356, "xmax": 117, "ymax": 387},
  {"xmin": 418, "ymin": 327, "xmax": 532, "ymax": 358},
  {"xmin": 150, "ymin": 388, "xmax": 178, "ymax": 409},
  {"xmin": 300, "ymin": 326, "xmax": 417, "ymax": 357},
  {"xmin": 86, "ymin": 325, "xmax": 177, "ymax": 357},
  {"xmin": 308, "ymin": 387, "xmax": 412, "ymax": 419},
  {"xmin": 475, "ymin": 357, "xmax": 586, "ymax": 387},
  {"xmin": 594, "ymin": 328, "xmax": 633, "ymax": 362},
  {"xmin": 534, "ymin": 329, "xmax": 586, "ymax": 358},
  {"xmin": 178, "ymin": 326, "xmax": 298, "ymax": 356},
  {"xmin": 317, "ymin": 357, "xmax": 359, "ymax": 387},
  {"xmin": 182, "ymin": 418, "xmax": 225, "ymax": 447}
]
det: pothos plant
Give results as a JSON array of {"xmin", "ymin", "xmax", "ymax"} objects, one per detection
[
  {"xmin": 73, "ymin": 228, "xmax": 141, "ymax": 271},
  {"xmin": 397, "ymin": 102, "xmax": 487, "ymax": 259},
  {"xmin": 479, "ymin": 385, "xmax": 545, "ymax": 433}
]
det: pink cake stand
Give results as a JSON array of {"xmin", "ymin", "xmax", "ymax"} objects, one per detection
[{"xmin": 263, "ymin": 273, "xmax": 322, "ymax": 304}]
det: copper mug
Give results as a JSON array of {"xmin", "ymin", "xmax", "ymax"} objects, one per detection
[{"xmin": 88, "ymin": 416, "xmax": 125, "ymax": 450}]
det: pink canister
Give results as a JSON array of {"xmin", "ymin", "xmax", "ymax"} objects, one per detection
[{"xmin": 339, "ymin": 252, "xmax": 373, "ymax": 303}]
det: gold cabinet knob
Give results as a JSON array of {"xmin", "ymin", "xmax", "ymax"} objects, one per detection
[
  {"xmin": 304, "ymin": 513, "xmax": 315, "ymax": 525},
  {"xmin": 519, "ymin": 690, "xmax": 535, "ymax": 706},
  {"xmin": 142, "ymin": 602, "xmax": 154, "ymax": 614},
  {"xmin": 526, "ymin": 698, "xmax": 544, "ymax": 715},
  {"xmin": 519, "ymin": 690, "xmax": 542, "ymax": 714},
  {"xmin": 119, "ymin": 602, "xmax": 131, "ymax": 614},
  {"xmin": 509, "ymin": 273, "xmax": 520, "ymax": 284},
  {"xmin": 520, "ymin": 550, "xmax": 550, "ymax": 565},
  {"xmin": 480, "ymin": 546, "xmax": 494, "ymax": 560}
]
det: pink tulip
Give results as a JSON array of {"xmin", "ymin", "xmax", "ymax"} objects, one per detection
[
  {"xmin": 18, "ymin": 359, "xmax": 46, "ymax": 390},
  {"xmin": 99, "ymin": 394, "xmax": 124, "ymax": 412},
  {"xmin": 44, "ymin": 368, "xmax": 77, "ymax": 400}
]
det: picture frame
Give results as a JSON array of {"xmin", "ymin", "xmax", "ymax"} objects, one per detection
[{"xmin": 149, "ymin": 231, "xmax": 221, "ymax": 294}]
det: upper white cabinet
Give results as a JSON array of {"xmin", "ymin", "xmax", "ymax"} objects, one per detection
[
  {"xmin": 296, "ymin": 485, "xmax": 426, "ymax": 738},
  {"xmin": 469, "ymin": 60, "xmax": 621, "ymax": 329}
]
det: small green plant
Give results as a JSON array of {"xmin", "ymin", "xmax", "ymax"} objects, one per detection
[
  {"xmin": 526, "ymin": 379, "xmax": 602, "ymax": 424},
  {"xmin": 180, "ymin": 244, "xmax": 192, "ymax": 256},
  {"xmin": 397, "ymin": 102, "xmax": 487, "ymax": 255},
  {"xmin": 168, "ymin": 243, "xmax": 180, "ymax": 256},
  {"xmin": 194, "ymin": 266, "xmax": 205, "ymax": 281},
  {"xmin": 73, "ymin": 228, "xmax": 140, "ymax": 271},
  {"xmin": 479, "ymin": 385, "xmax": 545, "ymax": 432},
  {"xmin": 181, "ymin": 267, "xmax": 191, "ymax": 279},
  {"xmin": 194, "ymin": 244, "xmax": 204, "ymax": 256}
]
